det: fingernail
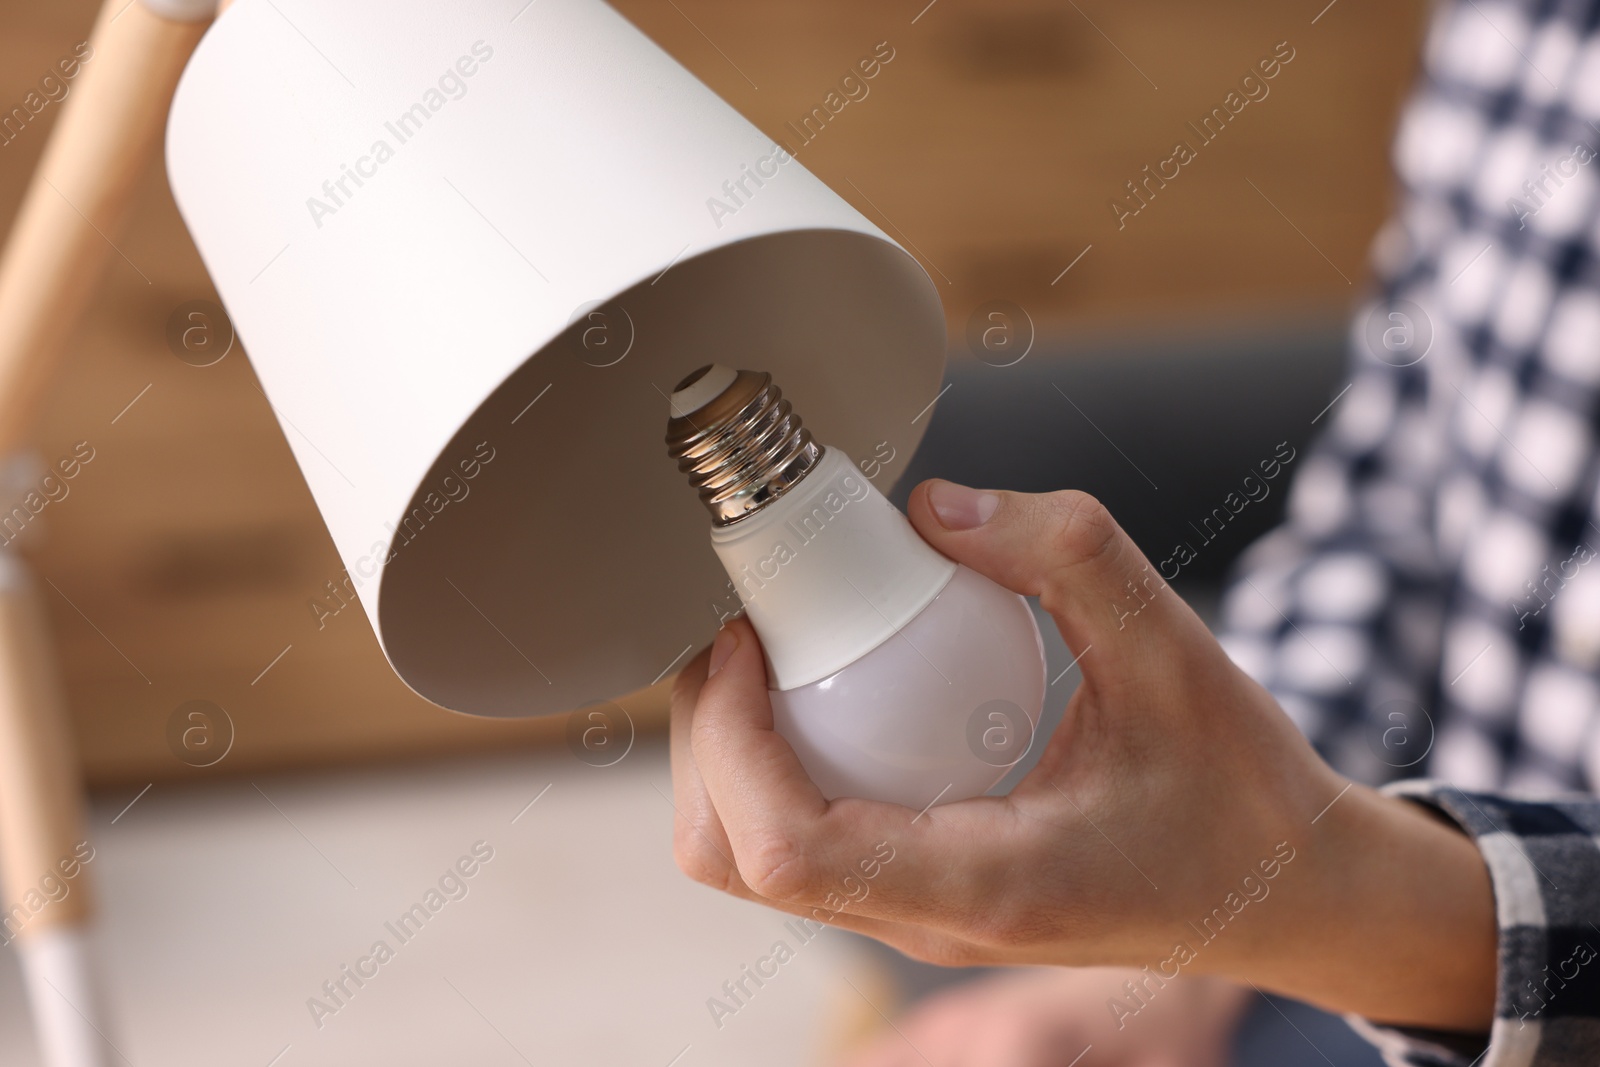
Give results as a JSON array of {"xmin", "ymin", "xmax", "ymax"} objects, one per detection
[
  {"xmin": 708, "ymin": 626, "xmax": 738, "ymax": 678},
  {"xmin": 927, "ymin": 480, "xmax": 1000, "ymax": 531}
]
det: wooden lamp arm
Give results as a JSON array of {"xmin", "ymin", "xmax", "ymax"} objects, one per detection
[
  {"xmin": 0, "ymin": 0, "xmax": 209, "ymax": 458},
  {"xmin": 0, "ymin": 1, "xmax": 214, "ymax": 1063}
]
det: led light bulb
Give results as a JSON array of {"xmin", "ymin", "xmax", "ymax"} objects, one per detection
[{"xmin": 666, "ymin": 365, "xmax": 1047, "ymax": 809}]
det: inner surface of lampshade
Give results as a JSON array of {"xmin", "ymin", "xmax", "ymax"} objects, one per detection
[{"xmin": 375, "ymin": 228, "xmax": 945, "ymax": 717}]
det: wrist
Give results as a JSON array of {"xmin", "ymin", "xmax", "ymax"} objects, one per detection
[{"xmin": 1220, "ymin": 782, "xmax": 1496, "ymax": 1031}]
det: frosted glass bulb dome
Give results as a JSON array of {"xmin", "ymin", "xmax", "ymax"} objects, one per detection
[{"xmin": 666, "ymin": 366, "xmax": 1047, "ymax": 809}]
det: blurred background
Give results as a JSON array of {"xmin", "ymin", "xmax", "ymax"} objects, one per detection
[{"xmin": 0, "ymin": 0, "xmax": 1428, "ymax": 1064}]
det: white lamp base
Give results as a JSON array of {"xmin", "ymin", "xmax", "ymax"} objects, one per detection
[{"xmin": 17, "ymin": 925, "xmax": 115, "ymax": 1067}]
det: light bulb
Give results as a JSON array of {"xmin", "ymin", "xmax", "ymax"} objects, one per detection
[{"xmin": 666, "ymin": 365, "xmax": 1047, "ymax": 809}]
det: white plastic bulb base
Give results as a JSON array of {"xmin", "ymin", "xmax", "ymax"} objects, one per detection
[
  {"xmin": 705, "ymin": 448, "xmax": 1047, "ymax": 809},
  {"xmin": 770, "ymin": 563, "xmax": 1048, "ymax": 808}
]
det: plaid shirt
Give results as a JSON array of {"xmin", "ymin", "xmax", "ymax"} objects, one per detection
[{"xmin": 1215, "ymin": 0, "xmax": 1600, "ymax": 1063}]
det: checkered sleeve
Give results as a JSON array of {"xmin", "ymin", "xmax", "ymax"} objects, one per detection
[
  {"xmin": 1214, "ymin": 274, "xmax": 1451, "ymax": 788},
  {"xmin": 1220, "ymin": 0, "xmax": 1600, "ymax": 796},
  {"xmin": 1347, "ymin": 780, "xmax": 1600, "ymax": 1067},
  {"xmin": 1211, "ymin": 0, "xmax": 1462, "ymax": 793}
]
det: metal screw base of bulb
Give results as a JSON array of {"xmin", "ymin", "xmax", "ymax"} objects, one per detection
[{"xmin": 664, "ymin": 366, "xmax": 822, "ymax": 527}]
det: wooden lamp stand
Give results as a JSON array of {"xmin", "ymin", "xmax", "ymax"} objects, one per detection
[{"xmin": 0, "ymin": 1, "xmax": 225, "ymax": 1062}]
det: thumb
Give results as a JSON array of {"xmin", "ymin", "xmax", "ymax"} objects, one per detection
[{"xmin": 907, "ymin": 479, "xmax": 1192, "ymax": 653}]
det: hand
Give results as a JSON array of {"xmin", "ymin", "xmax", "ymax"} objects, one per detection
[
  {"xmin": 835, "ymin": 969, "xmax": 1250, "ymax": 1067},
  {"xmin": 668, "ymin": 481, "xmax": 1496, "ymax": 1031}
]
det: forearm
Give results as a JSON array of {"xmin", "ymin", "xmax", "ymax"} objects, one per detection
[{"xmin": 1206, "ymin": 782, "xmax": 1497, "ymax": 1032}]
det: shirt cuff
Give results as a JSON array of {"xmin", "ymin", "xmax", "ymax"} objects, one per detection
[{"xmin": 1346, "ymin": 779, "xmax": 1600, "ymax": 1067}]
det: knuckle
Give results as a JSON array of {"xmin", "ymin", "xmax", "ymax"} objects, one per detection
[
  {"xmin": 1045, "ymin": 490, "xmax": 1120, "ymax": 565},
  {"xmin": 738, "ymin": 829, "xmax": 815, "ymax": 902}
]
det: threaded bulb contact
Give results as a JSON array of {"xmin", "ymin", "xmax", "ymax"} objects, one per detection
[{"xmin": 664, "ymin": 365, "xmax": 823, "ymax": 526}]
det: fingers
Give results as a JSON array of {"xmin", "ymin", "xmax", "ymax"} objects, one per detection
[
  {"xmin": 670, "ymin": 641, "xmax": 994, "ymax": 965},
  {"xmin": 668, "ymin": 644, "xmax": 744, "ymax": 893},
  {"xmin": 686, "ymin": 616, "xmax": 830, "ymax": 888},
  {"xmin": 906, "ymin": 480, "xmax": 1208, "ymax": 656},
  {"xmin": 686, "ymin": 616, "xmax": 863, "ymax": 902},
  {"xmin": 686, "ymin": 618, "xmax": 1021, "ymax": 933}
]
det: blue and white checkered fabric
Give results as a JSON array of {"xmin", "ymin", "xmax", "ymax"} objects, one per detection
[{"xmin": 1216, "ymin": 1, "xmax": 1600, "ymax": 1063}]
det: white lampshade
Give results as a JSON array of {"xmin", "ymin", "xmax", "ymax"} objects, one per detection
[{"xmin": 166, "ymin": 0, "xmax": 946, "ymax": 716}]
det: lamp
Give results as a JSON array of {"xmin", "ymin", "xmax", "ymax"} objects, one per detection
[{"xmin": 165, "ymin": 0, "xmax": 947, "ymax": 718}]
